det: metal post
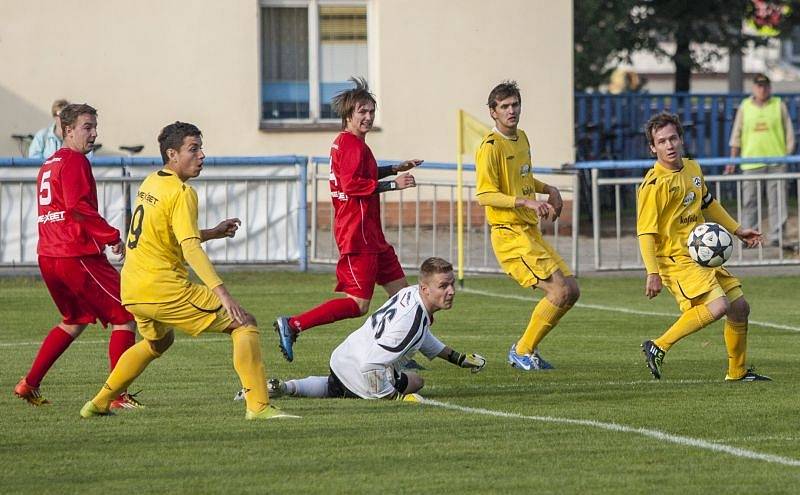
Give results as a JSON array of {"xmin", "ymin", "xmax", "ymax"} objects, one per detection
[
  {"xmin": 591, "ymin": 167, "xmax": 601, "ymax": 270},
  {"xmin": 310, "ymin": 157, "xmax": 319, "ymax": 265},
  {"xmin": 298, "ymin": 157, "xmax": 309, "ymax": 271},
  {"xmin": 571, "ymin": 171, "xmax": 579, "ymax": 276}
]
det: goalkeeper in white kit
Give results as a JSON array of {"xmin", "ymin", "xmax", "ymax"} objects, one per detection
[{"xmin": 265, "ymin": 257, "xmax": 486, "ymax": 400}]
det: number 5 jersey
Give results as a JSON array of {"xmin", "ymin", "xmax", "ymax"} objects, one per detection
[{"xmin": 36, "ymin": 148, "xmax": 121, "ymax": 257}]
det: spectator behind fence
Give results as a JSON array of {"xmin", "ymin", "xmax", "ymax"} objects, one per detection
[
  {"xmin": 726, "ymin": 73, "xmax": 795, "ymax": 246},
  {"xmin": 28, "ymin": 99, "xmax": 70, "ymax": 160}
]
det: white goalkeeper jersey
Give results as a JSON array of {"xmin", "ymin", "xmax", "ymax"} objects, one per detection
[{"xmin": 330, "ymin": 285, "xmax": 446, "ymax": 399}]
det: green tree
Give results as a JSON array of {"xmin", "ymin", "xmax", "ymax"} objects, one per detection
[
  {"xmin": 574, "ymin": 0, "xmax": 636, "ymax": 91},
  {"xmin": 575, "ymin": 0, "xmax": 800, "ymax": 92}
]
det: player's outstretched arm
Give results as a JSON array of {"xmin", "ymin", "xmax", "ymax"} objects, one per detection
[
  {"xmin": 377, "ymin": 159, "xmax": 423, "ymax": 179},
  {"xmin": 437, "ymin": 347, "xmax": 486, "ymax": 373},
  {"xmin": 394, "ymin": 159, "xmax": 423, "ymax": 173},
  {"xmin": 201, "ymin": 218, "xmax": 241, "ymax": 242}
]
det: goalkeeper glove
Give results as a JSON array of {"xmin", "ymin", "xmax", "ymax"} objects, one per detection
[{"xmin": 460, "ymin": 353, "xmax": 486, "ymax": 373}]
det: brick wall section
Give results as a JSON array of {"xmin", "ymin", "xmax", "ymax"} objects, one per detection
[{"xmin": 312, "ymin": 200, "xmax": 574, "ymax": 234}]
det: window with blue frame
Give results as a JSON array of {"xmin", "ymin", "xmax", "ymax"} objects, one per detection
[{"xmin": 261, "ymin": 2, "xmax": 368, "ymax": 124}]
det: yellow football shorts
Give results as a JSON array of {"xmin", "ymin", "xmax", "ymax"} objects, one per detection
[
  {"xmin": 658, "ymin": 255, "xmax": 743, "ymax": 312},
  {"xmin": 125, "ymin": 283, "xmax": 233, "ymax": 341},
  {"xmin": 490, "ymin": 224, "xmax": 572, "ymax": 288}
]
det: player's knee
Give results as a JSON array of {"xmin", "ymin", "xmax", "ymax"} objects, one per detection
[
  {"xmin": 150, "ymin": 331, "xmax": 174, "ymax": 355},
  {"xmin": 112, "ymin": 321, "xmax": 136, "ymax": 333},
  {"xmin": 728, "ymin": 297, "xmax": 750, "ymax": 320},
  {"xmin": 59, "ymin": 324, "xmax": 87, "ymax": 338},
  {"xmin": 549, "ymin": 285, "xmax": 573, "ymax": 307},
  {"xmin": 565, "ymin": 280, "xmax": 580, "ymax": 306},
  {"xmin": 243, "ymin": 313, "xmax": 257, "ymax": 327}
]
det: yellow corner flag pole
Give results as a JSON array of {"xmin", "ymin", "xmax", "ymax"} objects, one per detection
[
  {"xmin": 456, "ymin": 110, "xmax": 491, "ymax": 289},
  {"xmin": 456, "ymin": 110, "xmax": 465, "ymax": 288}
]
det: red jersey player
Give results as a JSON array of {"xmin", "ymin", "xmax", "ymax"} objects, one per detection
[
  {"xmin": 274, "ymin": 77, "xmax": 420, "ymax": 362},
  {"xmin": 13, "ymin": 104, "xmax": 139, "ymax": 409}
]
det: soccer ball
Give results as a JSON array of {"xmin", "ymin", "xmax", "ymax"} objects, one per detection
[{"xmin": 687, "ymin": 223, "xmax": 733, "ymax": 267}]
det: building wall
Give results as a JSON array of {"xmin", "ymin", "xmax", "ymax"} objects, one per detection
[{"xmin": 0, "ymin": 0, "xmax": 573, "ymax": 167}]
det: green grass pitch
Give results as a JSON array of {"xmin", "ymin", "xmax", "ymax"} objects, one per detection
[{"xmin": 2, "ymin": 271, "xmax": 799, "ymax": 493}]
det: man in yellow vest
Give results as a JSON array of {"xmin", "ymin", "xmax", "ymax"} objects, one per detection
[{"xmin": 726, "ymin": 73, "xmax": 795, "ymax": 246}]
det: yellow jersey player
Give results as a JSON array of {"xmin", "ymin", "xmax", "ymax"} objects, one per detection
[
  {"xmin": 476, "ymin": 81, "xmax": 580, "ymax": 371},
  {"xmin": 637, "ymin": 112, "xmax": 770, "ymax": 382},
  {"xmin": 80, "ymin": 122, "xmax": 298, "ymax": 420}
]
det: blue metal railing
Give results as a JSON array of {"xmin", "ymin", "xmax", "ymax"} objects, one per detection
[
  {"xmin": 573, "ymin": 155, "xmax": 800, "ymax": 171},
  {"xmin": 0, "ymin": 155, "xmax": 309, "ymax": 271},
  {"xmin": 575, "ymin": 92, "xmax": 800, "ymax": 161},
  {"xmin": 0, "ymin": 155, "xmax": 306, "ymax": 167}
]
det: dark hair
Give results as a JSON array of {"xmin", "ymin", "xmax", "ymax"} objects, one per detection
[
  {"xmin": 59, "ymin": 103, "xmax": 97, "ymax": 136},
  {"xmin": 487, "ymin": 80, "xmax": 522, "ymax": 109},
  {"xmin": 420, "ymin": 257, "xmax": 453, "ymax": 280},
  {"xmin": 158, "ymin": 122, "xmax": 202, "ymax": 164},
  {"xmin": 644, "ymin": 112, "xmax": 684, "ymax": 148},
  {"xmin": 331, "ymin": 77, "xmax": 376, "ymax": 129}
]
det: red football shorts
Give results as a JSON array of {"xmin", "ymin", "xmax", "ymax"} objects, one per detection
[
  {"xmin": 335, "ymin": 247, "xmax": 406, "ymax": 299},
  {"xmin": 38, "ymin": 255, "xmax": 133, "ymax": 327}
]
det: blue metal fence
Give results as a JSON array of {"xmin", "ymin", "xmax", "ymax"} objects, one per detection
[
  {"xmin": 575, "ymin": 92, "xmax": 800, "ymax": 161},
  {"xmin": 0, "ymin": 155, "xmax": 309, "ymax": 270}
]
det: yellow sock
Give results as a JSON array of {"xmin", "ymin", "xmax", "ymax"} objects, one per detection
[
  {"xmin": 231, "ymin": 325, "xmax": 269, "ymax": 413},
  {"xmin": 654, "ymin": 304, "xmax": 716, "ymax": 352},
  {"xmin": 516, "ymin": 298, "xmax": 568, "ymax": 355},
  {"xmin": 92, "ymin": 339, "xmax": 160, "ymax": 410},
  {"xmin": 724, "ymin": 320, "xmax": 748, "ymax": 379}
]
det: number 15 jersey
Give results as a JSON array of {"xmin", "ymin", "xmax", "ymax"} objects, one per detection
[{"xmin": 121, "ymin": 169, "xmax": 201, "ymax": 304}]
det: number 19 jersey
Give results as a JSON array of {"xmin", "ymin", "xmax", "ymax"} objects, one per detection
[{"xmin": 121, "ymin": 169, "xmax": 201, "ymax": 304}]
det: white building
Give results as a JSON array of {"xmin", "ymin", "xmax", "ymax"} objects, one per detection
[{"xmin": 1, "ymin": 0, "xmax": 574, "ymax": 168}]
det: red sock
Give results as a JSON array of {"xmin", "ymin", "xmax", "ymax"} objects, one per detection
[
  {"xmin": 290, "ymin": 298, "xmax": 362, "ymax": 332},
  {"xmin": 25, "ymin": 326, "xmax": 75, "ymax": 388},
  {"xmin": 108, "ymin": 329, "xmax": 136, "ymax": 370}
]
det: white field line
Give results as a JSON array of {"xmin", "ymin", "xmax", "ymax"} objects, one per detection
[
  {"xmin": 429, "ymin": 378, "xmax": 715, "ymax": 391},
  {"xmin": 420, "ymin": 397, "xmax": 800, "ymax": 467},
  {"xmin": 711, "ymin": 436, "xmax": 800, "ymax": 443},
  {"xmin": 462, "ymin": 288, "xmax": 800, "ymax": 333}
]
